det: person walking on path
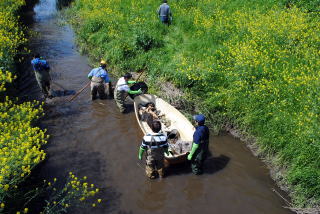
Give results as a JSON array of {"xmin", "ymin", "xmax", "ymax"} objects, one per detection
[
  {"xmin": 158, "ymin": 0, "xmax": 172, "ymax": 25},
  {"xmin": 31, "ymin": 53, "xmax": 52, "ymax": 98},
  {"xmin": 114, "ymin": 73, "xmax": 141, "ymax": 113},
  {"xmin": 138, "ymin": 120, "xmax": 170, "ymax": 179},
  {"xmin": 88, "ymin": 60, "xmax": 112, "ymax": 100},
  {"xmin": 187, "ymin": 114, "xmax": 210, "ymax": 175}
]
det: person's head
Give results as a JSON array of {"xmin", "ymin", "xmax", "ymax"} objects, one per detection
[
  {"xmin": 151, "ymin": 120, "xmax": 162, "ymax": 133},
  {"xmin": 124, "ymin": 73, "xmax": 132, "ymax": 81},
  {"xmin": 193, "ymin": 114, "xmax": 205, "ymax": 126},
  {"xmin": 163, "ymin": 0, "xmax": 167, "ymax": 3},
  {"xmin": 33, "ymin": 53, "xmax": 40, "ymax": 59},
  {"xmin": 100, "ymin": 60, "xmax": 107, "ymax": 68}
]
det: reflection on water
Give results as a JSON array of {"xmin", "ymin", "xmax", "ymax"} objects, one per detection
[{"xmin": 34, "ymin": 0, "xmax": 57, "ymax": 21}]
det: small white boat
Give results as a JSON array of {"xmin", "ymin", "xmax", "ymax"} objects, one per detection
[{"xmin": 134, "ymin": 94, "xmax": 194, "ymax": 166}]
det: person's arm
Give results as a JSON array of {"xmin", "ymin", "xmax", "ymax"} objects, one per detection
[
  {"xmin": 103, "ymin": 72, "xmax": 110, "ymax": 83},
  {"xmin": 128, "ymin": 88, "xmax": 142, "ymax": 95},
  {"xmin": 187, "ymin": 143, "xmax": 199, "ymax": 160},
  {"xmin": 88, "ymin": 69, "xmax": 94, "ymax": 80},
  {"xmin": 127, "ymin": 80, "xmax": 136, "ymax": 84},
  {"xmin": 164, "ymin": 147, "xmax": 169, "ymax": 156},
  {"xmin": 187, "ymin": 130, "xmax": 201, "ymax": 160},
  {"xmin": 138, "ymin": 146, "xmax": 146, "ymax": 160}
]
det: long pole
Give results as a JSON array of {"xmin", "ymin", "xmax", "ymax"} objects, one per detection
[
  {"xmin": 68, "ymin": 81, "xmax": 90, "ymax": 102},
  {"xmin": 135, "ymin": 70, "xmax": 145, "ymax": 82}
]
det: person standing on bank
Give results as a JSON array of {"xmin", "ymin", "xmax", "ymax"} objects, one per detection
[
  {"xmin": 88, "ymin": 60, "xmax": 112, "ymax": 100},
  {"xmin": 158, "ymin": 0, "xmax": 172, "ymax": 25},
  {"xmin": 138, "ymin": 120, "xmax": 170, "ymax": 179},
  {"xmin": 187, "ymin": 114, "xmax": 210, "ymax": 175},
  {"xmin": 31, "ymin": 53, "xmax": 52, "ymax": 98},
  {"xmin": 114, "ymin": 73, "xmax": 142, "ymax": 113}
]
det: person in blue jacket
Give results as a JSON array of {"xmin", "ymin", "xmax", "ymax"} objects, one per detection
[
  {"xmin": 31, "ymin": 53, "xmax": 52, "ymax": 98},
  {"xmin": 187, "ymin": 114, "xmax": 210, "ymax": 175},
  {"xmin": 88, "ymin": 60, "xmax": 111, "ymax": 100},
  {"xmin": 158, "ymin": 0, "xmax": 172, "ymax": 25}
]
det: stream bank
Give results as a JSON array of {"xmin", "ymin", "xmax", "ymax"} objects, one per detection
[{"xmin": 18, "ymin": 0, "xmax": 297, "ymax": 213}]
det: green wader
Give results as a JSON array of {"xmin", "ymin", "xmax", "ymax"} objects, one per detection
[
  {"xmin": 114, "ymin": 87, "xmax": 128, "ymax": 113},
  {"xmin": 191, "ymin": 140, "xmax": 209, "ymax": 175},
  {"xmin": 34, "ymin": 70, "xmax": 51, "ymax": 97}
]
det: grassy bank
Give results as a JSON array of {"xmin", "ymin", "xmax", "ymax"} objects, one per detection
[{"xmin": 67, "ymin": 0, "xmax": 320, "ymax": 209}]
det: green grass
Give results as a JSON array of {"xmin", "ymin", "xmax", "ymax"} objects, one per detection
[{"xmin": 67, "ymin": 0, "xmax": 320, "ymax": 208}]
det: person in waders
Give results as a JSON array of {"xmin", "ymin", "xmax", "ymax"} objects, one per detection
[
  {"xmin": 187, "ymin": 114, "xmax": 210, "ymax": 175},
  {"xmin": 138, "ymin": 120, "xmax": 169, "ymax": 179},
  {"xmin": 88, "ymin": 60, "xmax": 112, "ymax": 100},
  {"xmin": 158, "ymin": 0, "xmax": 172, "ymax": 25},
  {"xmin": 31, "ymin": 53, "xmax": 52, "ymax": 98},
  {"xmin": 114, "ymin": 73, "xmax": 142, "ymax": 113}
]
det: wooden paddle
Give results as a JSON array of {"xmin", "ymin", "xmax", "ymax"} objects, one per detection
[{"xmin": 68, "ymin": 81, "xmax": 90, "ymax": 102}]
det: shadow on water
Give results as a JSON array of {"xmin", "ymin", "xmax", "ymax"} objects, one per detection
[
  {"xmin": 166, "ymin": 154, "xmax": 230, "ymax": 176},
  {"xmin": 51, "ymin": 89, "xmax": 75, "ymax": 97}
]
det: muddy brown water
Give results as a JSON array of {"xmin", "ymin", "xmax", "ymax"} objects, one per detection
[{"xmin": 20, "ymin": 0, "xmax": 293, "ymax": 213}]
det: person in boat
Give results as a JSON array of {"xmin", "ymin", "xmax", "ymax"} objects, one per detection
[
  {"xmin": 187, "ymin": 114, "xmax": 210, "ymax": 175},
  {"xmin": 158, "ymin": 0, "xmax": 172, "ymax": 25},
  {"xmin": 114, "ymin": 73, "xmax": 142, "ymax": 113},
  {"xmin": 87, "ymin": 60, "xmax": 112, "ymax": 100},
  {"xmin": 138, "ymin": 120, "xmax": 170, "ymax": 179},
  {"xmin": 31, "ymin": 53, "xmax": 52, "ymax": 99}
]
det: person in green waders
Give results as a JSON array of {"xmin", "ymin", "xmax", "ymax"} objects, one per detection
[
  {"xmin": 114, "ymin": 73, "xmax": 142, "ymax": 113},
  {"xmin": 187, "ymin": 114, "xmax": 210, "ymax": 175},
  {"xmin": 138, "ymin": 120, "xmax": 170, "ymax": 179}
]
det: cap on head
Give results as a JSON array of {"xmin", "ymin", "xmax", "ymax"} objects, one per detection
[
  {"xmin": 124, "ymin": 73, "xmax": 132, "ymax": 79},
  {"xmin": 193, "ymin": 114, "xmax": 205, "ymax": 124},
  {"xmin": 100, "ymin": 60, "xmax": 107, "ymax": 67}
]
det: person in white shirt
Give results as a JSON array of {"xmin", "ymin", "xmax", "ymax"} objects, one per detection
[{"xmin": 114, "ymin": 73, "xmax": 142, "ymax": 113}]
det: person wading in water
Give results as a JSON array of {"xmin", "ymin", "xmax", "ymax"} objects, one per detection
[
  {"xmin": 31, "ymin": 53, "xmax": 52, "ymax": 99},
  {"xmin": 87, "ymin": 60, "xmax": 112, "ymax": 100},
  {"xmin": 138, "ymin": 120, "xmax": 170, "ymax": 179},
  {"xmin": 187, "ymin": 114, "xmax": 210, "ymax": 175},
  {"xmin": 114, "ymin": 73, "xmax": 142, "ymax": 113}
]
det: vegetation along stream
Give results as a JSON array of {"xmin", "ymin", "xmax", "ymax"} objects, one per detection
[
  {"xmin": 14, "ymin": 0, "xmax": 297, "ymax": 213},
  {"xmin": 2, "ymin": 0, "xmax": 319, "ymax": 213}
]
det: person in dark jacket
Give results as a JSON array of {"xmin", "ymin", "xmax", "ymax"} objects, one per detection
[
  {"xmin": 158, "ymin": 0, "xmax": 172, "ymax": 25},
  {"xmin": 187, "ymin": 114, "xmax": 210, "ymax": 175}
]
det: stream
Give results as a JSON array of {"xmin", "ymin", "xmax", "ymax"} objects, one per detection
[{"xmin": 20, "ymin": 0, "xmax": 293, "ymax": 213}]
